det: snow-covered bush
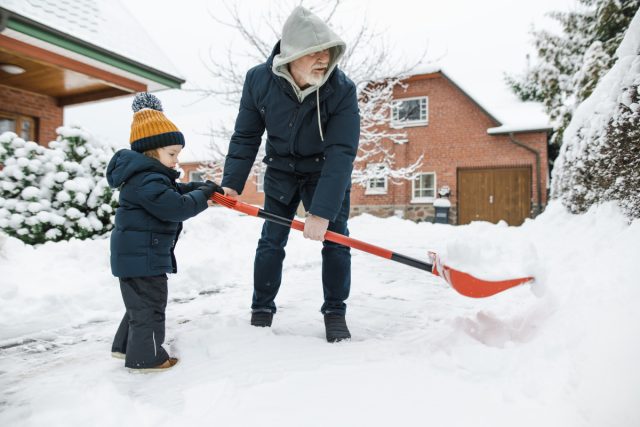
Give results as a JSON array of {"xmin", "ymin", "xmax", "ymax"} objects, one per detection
[
  {"xmin": 0, "ymin": 127, "xmax": 117, "ymax": 244},
  {"xmin": 551, "ymin": 10, "xmax": 640, "ymax": 220}
]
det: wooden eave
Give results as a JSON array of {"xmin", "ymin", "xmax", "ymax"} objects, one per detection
[{"xmin": 0, "ymin": 7, "xmax": 185, "ymax": 106}]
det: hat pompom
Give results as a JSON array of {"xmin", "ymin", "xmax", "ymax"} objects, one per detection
[{"xmin": 132, "ymin": 92, "xmax": 163, "ymax": 113}]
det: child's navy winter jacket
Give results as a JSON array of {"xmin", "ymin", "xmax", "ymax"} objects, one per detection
[{"xmin": 106, "ymin": 149, "xmax": 209, "ymax": 278}]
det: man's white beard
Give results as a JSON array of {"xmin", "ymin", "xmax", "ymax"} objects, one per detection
[{"xmin": 305, "ymin": 71, "xmax": 324, "ymax": 86}]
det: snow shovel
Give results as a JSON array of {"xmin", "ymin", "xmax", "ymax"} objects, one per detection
[{"xmin": 211, "ymin": 193, "xmax": 533, "ymax": 298}]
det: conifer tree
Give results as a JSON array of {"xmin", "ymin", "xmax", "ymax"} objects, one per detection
[
  {"xmin": 506, "ymin": 0, "xmax": 639, "ymax": 164},
  {"xmin": 551, "ymin": 9, "xmax": 640, "ymax": 220}
]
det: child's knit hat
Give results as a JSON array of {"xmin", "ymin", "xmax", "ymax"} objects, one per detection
[{"xmin": 129, "ymin": 92, "xmax": 185, "ymax": 152}]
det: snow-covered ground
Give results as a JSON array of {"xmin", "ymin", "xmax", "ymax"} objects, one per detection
[{"xmin": 1, "ymin": 201, "xmax": 638, "ymax": 427}]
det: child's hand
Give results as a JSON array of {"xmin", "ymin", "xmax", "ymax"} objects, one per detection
[{"xmin": 199, "ymin": 180, "xmax": 224, "ymax": 199}]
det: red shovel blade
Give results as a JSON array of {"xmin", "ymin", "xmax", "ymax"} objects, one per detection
[{"xmin": 429, "ymin": 252, "xmax": 533, "ymax": 298}]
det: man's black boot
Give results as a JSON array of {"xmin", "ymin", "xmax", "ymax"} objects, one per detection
[
  {"xmin": 251, "ymin": 311, "xmax": 273, "ymax": 327},
  {"xmin": 324, "ymin": 313, "xmax": 351, "ymax": 343}
]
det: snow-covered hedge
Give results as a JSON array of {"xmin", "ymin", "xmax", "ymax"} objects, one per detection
[
  {"xmin": 0, "ymin": 126, "xmax": 117, "ymax": 245},
  {"xmin": 551, "ymin": 10, "xmax": 640, "ymax": 220}
]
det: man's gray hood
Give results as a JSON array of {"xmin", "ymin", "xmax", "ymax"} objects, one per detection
[{"xmin": 272, "ymin": 6, "xmax": 346, "ymax": 100}]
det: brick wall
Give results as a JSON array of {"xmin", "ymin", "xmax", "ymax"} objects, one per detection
[
  {"xmin": 0, "ymin": 84, "xmax": 62, "ymax": 144},
  {"xmin": 351, "ymin": 73, "xmax": 549, "ymax": 223},
  {"xmin": 180, "ymin": 72, "xmax": 548, "ymax": 224}
]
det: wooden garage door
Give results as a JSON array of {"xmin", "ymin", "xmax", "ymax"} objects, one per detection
[{"xmin": 458, "ymin": 167, "xmax": 531, "ymax": 226}]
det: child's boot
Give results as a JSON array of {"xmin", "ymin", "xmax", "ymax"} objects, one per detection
[{"xmin": 128, "ymin": 357, "xmax": 179, "ymax": 373}]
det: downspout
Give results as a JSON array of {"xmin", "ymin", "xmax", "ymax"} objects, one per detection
[
  {"xmin": 0, "ymin": 9, "xmax": 9, "ymax": 32},
  {"xmin": 508, "ymin": 132, "xmax": 542, "ymax": 216}
]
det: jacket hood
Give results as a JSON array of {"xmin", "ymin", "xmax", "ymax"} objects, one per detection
[
  {"xmin": 106, "ymin": 149, "xmax": 179, "ymax": 188},
  {"xmin": 272, "ymin": 6, "xmax": 345, "ymax": 91}
]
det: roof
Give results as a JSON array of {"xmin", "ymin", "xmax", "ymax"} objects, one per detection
[
  {"xmin": 403, "ymin": 66, "xmax": 552, "ymax": 134},
  {"xmin": 486, "ymin": 124, "xmax": 553, "ymax": 135},
  {"xmin": 0, "ymin": 0, "xmax": 185, "ymax": 90}
]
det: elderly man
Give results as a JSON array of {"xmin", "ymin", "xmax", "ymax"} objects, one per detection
[{"xmin": 221, "ymin": 6, "xmax": 360, "ymax": 342}]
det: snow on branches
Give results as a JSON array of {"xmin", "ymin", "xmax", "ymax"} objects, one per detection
[
  {"xmin": 551, "ymin": 9, "xmax": 640, "ymax": 220},
  {"xmin": 507, "ymin": 0, "xmax": 640, "ymax": 161},
  {"xmin": 0, "ymin": 127, "xmax": 118, "ymax": 245},
  {"xmin": 195, "ymin": 0, "xmax": 426, "ymax": 187}
]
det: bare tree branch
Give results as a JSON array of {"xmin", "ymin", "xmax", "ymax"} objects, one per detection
[{"xmin": 195, "ymin": 0, "xmax": 431, "ymax": 185}]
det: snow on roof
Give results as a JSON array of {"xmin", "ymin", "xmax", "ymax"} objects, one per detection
[
  {"xmin": 0, "ymin": 0, "xmax": 184, "ymax": 80},
  {"xmin": 486, "ymin": 123, "xmax": 553, "ymax": 135},
  {"xmin": 487, "ymin": 101, "xmax": 553, "ymax": 134},
  {"xmin": 407, "ymin": 65, "xmax": 552, "ymax": 134}
]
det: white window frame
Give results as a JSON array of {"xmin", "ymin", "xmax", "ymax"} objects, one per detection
[
  {"xmin": 411, "ymin": 172, "xmax": 436, "ymax": 203},
  {"xmin": 365, "ymin": 163, "xmax": 388, "ymax": 195},
  {"xmin": 391, "ymin": 96, "xmax": 428, "ymax": 128}
]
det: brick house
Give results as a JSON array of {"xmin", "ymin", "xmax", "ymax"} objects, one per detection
[
  {"xmin": 181, "ymin": 69, "xmax": 550, "ymax": 226},
  {"xmin": 0, "ymin": 1, "xmax": 184, "ymax": 145},
  {"xmin": 351, "ymin": 70, "xmax": 551, "ymax": 225}
]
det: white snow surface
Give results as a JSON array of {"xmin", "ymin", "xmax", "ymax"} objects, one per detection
[{"xmin": 1, "ymin": 201, "xmax": 639, "ymax": 426}]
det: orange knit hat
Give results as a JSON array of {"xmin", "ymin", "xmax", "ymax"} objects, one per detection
[{"xmin": 129, "ymin": 92, "xmax": 185, "ymax": 152}]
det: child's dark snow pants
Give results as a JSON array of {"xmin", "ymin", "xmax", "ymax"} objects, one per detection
[{"xmin": 111, "ymin": 275, "xmax": 170, "ymax": 369}]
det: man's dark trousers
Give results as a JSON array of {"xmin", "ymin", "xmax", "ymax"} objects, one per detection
[
  {"xmin": 112, "ymin": 275, "xmax": 170, "ymax": 368},
  {"xmin": 252, "ymin": 173, "xmax": 351, "ymax": 315}
]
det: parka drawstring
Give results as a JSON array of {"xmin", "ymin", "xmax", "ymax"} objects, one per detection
[{"xmin": 316, "ymin": 88, "xmax": 324, "ymax": 141}]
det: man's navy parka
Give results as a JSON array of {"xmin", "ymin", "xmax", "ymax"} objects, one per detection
[{"xmin": 221, "ymin": 41, "xmax": 360, "ymax": 221}]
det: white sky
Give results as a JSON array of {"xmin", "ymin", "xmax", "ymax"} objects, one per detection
[{"xmin": 64, "ymin": 0, "xmax": 577, "ymax": 162}]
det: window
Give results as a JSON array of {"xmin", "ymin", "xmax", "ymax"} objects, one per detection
[
  {"xmin": 0, "ymin": 118, "xmax": 14, "ymax": 134},
  {"xmin": 189, "ymin": 170, "xmax": 205, "ymax": 182},
  {"xmin": 0, "ymin": 111, "xmax": 36, "ymax": 141},
  {"xmin": 365, "ymin": 163, "xmax": 387, "ymax": 195},
  {"xmin": 256, "ymin": 165, "xmax": 265, "ymax": 193},
  {"xmin": 391, "ymin": 96, "xmax": 428, "ymax": 127},
  {"xmin": 412, "ymin": 173, "xmax": 436, "ymax": 202}
]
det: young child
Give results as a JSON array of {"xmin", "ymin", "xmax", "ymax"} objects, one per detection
[{"xmin": 106, "ymin": 92, "xmax": 221, "ymax": 372}]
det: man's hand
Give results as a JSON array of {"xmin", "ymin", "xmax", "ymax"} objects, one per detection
[
  {"xmin": 222, "ymin": 187, "xmax": 239, "ymax": 198},
  {"xmin": 303, "ymin": 214, "xmax": 329, "ymax": 241}
]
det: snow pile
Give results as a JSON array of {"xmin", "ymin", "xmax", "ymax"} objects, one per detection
[
  {"xmin": 439, "ymin": 219, "xmax": 538, "ymax": 282},
  {"xmin": 0, "ymin": 201, "xmax": 638, "ymax": 426},
  {"xmin": 552, "ymin": 9, "xmax": 640, "ymax": 219}
]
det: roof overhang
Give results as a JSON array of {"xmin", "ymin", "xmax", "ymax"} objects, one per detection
[
  {"xmin": 487, "ymin": 125, "xmax": 554, "ymax": 135},
  {"xmin": 0, "ymin": 7, "xmax": 185, "ymax": 105}
]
